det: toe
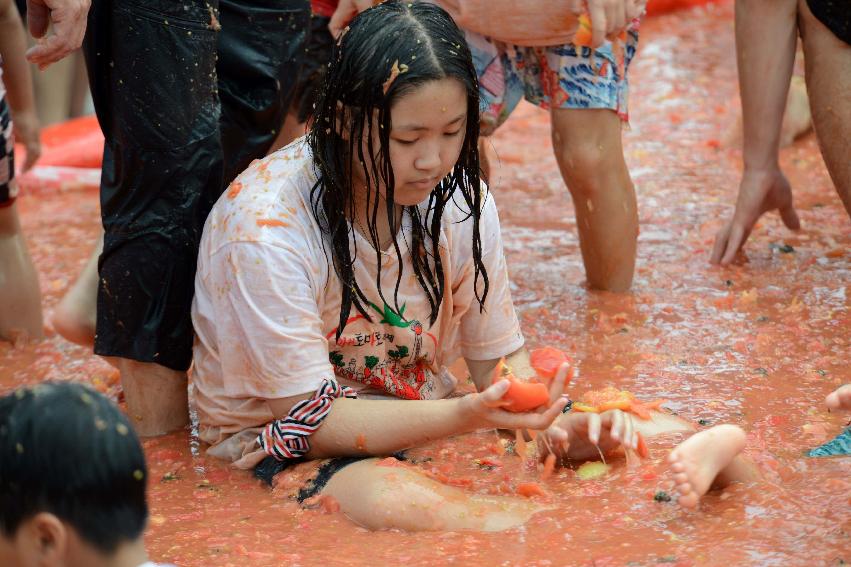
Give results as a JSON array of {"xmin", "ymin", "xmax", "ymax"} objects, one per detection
[{"xmin": 678, "ymin": 492, "xmax": 699, "ymax": 508}]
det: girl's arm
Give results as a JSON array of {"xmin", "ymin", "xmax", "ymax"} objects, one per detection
[
  {"xmin": 267, "ymin": 376, "xmax": 569, "ymax": 459},
  {"xmin": 0, "ymin": 0, "xmax": 41, "ymax": 171},
  {"xmin": 466, "ymin": 346, "xmax": 536, "ymax": 392}
]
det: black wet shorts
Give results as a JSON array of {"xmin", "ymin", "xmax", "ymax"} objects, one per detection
[
  {"xmin": 254, "ymin": 452, "xmax": 408, "ymax": 502},
  {"xmin": 0, "ymin": 95, "xmax": 16, "ymax": 208},
  {"xmin": 290, "ymin": 14, "xmax": 334, "ymax": 123},
  {"xmin": 806, "ymin": 0, "xmax": 851, "ymax": 45},
  {"xmin": 83, "ymin": 0, "xmax": 310, "ymax": 371}
]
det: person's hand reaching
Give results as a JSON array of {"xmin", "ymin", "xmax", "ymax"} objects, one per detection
[
  {"xmin": 711, "ymin": 167, "xmax": 800, "ymax": 266},
  {"xmin": 10, "ymin": 108, "xmax": 41, "ymax": 172},
  {"xmin": 25, "ymin": 0, "xmax": 91, "ymax": 69}
]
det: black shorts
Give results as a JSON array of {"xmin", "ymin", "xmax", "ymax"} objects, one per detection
[
  {"xmin": 806, "ymin": 0, "xmax": 851, "ymax": 45},
  {"xmin": 290, "ymin": 14, "xmax": 334, "ymax": 123},
  {"xmin": 0, "ymin": 95, "xmax": 16, "ymax": 208},
  {"xmin": 83, "ymin": 0, "xmax": 310, "ymax": 371},
  {"xmin": 254, "ymin": 452, "xmax": 408, "ymax": 502}
]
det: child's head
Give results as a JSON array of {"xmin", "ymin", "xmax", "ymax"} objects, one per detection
[
  {"xmin": 0, "ymin": 382, "xmax": 148, "ymax": 567},
  {"xmin": 309, "ymin": 0, "xmax": 488, "ymax": 336}
]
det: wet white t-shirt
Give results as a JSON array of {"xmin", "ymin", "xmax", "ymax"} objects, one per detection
[{"xmin": 191, "ymin": 140, "xmax": 524, "ymax": 467}]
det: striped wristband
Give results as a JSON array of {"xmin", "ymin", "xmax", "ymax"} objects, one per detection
[{"xmin": 258, "ymin": 378, "xmax": 358, "ymax": 461}]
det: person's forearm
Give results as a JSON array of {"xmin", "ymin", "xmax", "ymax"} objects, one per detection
[
  {"xmin": 466, "ymin": 346, "xmax": 533, "ymax": 392},
  {"xmin": 306, "ymin": 397, "xmax": 475, "ymax": 458},
  {"xmin": 0, "ymin": 2, "xmax": 37, "ymax": 113},
  {"xmin": 735, "ymin": 0, "xmax": 798, "ymax": 171}
]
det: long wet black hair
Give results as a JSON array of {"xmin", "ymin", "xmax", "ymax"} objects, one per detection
[{"xmin": 308, "ymin": 0, "xmax": 488, "ymax": 340}]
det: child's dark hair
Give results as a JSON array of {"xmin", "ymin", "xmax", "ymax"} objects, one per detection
[
  {"xmin": 308, "ymin": 0, "xmax": 488, "ymax": 339},
  {"xmin": 0, "ymin": 382, "xmax": 148, "ymax": 554}
]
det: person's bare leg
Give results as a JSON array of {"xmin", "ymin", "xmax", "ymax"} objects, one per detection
[
  {"xmin": 551, "ymin": 108, "xmax": 637, "ymax": 292},
  {"xmin": 826, "ymin": 385, "xmax": 851, "ymax": 411},
  {"xmin": 0, "ymin": 203, "xmax": 43, "ymax": 341},
  {"xmin": 112, "ymin": 358, "xmax": 189, "ymax": 437},
  {"xmin": 667, "ymin": 424, "xmax": 760, "ymax": 508},
  {"xmin": 779, "ymin": 75, "xmax": 812, "ymax": 147},
  {"xmin": 53, "ymin": 230, "xmax": 102, "ymax": 347},
  {"xmin": 797, "ymin": 0, "xmax": 851, "ymax": 217},
  {"xmin": 323, "ymin": 458, "xmax": 548, "ymax": 531}
]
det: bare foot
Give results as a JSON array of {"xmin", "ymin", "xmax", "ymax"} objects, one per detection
[
  {"xmin": 52, "ymin": 234, "xmax": 101, "ymax": 347},
  {"xmin": 52, "ymin": 297, "xmax": 97, "ymax": 347},
  {"xmin": 826, "ymin": 385, "xmax": 851, "ymax": 411},
  {"xmin": 667, "ymin": 424, "xmax": 747, "ymax": 508}
]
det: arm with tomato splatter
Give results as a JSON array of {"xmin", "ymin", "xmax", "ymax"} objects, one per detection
[
  {"xmin": 465, "ymin": 346, "xmax": 536, "ymax": 392},
  {"xmin": 267, "ymin": 377, "xmax": 568, "ymax": 459}
]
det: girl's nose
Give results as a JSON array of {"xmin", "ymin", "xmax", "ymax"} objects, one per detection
[{"xmin": 414, "ymin": 142, "xmax": 442, "ymax": 171}]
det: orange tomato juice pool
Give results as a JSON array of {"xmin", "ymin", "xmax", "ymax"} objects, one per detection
[{"xmin": 2, "ymin": 4, "xmax": 849, "ymax": 565}]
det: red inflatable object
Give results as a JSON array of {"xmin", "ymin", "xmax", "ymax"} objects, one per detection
[
  {"xmin": 645, "ymin": 0, "xmax": 723, "ymax": 16},
  {"xmin": 15, "ymin": 114, "xmax": 104, "ymax": 170},
  {"xmin": 16, "ymin": 165, "xmax": 101, "ymax": 196}
]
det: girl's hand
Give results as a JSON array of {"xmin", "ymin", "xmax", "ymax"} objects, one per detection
[
  {"xmin": 12, "ymin": 109, "xmax": 41, "ymax": 172},
  {"xmin": 539, "ymin": 408, "xmax": 637, "ymax": 461},
  {"xmin": 459, "ymin": 365, "xmax": 570, "ymax": 433}
]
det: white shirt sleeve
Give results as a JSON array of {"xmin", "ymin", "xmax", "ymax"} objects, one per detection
[
  {"xmin": 201, "ymin": 239, "xmax": 337, "ymax": 399},
  {"xmin": 455, "ymin": 193, "xmax": 525, "ymax": 360}
]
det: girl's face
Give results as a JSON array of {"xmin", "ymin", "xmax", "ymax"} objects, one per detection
[{"xmin": 356, "ymin": 78, "xmax": 468, "ymax": 207}]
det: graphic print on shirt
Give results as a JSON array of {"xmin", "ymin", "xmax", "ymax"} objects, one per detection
[{"xmin": 326, "ymin": 301, "xmax": 439, "ymax": 399}]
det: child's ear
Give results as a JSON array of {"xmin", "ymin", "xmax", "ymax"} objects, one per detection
[{"xmin": 25, "ymin": 513, "xmax": 67, "ymax": 566}]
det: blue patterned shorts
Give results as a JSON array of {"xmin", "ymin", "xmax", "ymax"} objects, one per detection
[
  {"xmin": 0, "ymin": 95, "xmax": 16, "ymax": 207},
  {"xmin": 466, "ymin": 27, "xmax": 640, "ymax": 136}
]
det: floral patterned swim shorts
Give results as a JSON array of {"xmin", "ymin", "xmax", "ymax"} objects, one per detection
[{"xmin": 466, "ymin": 26, "xmax": 640, "ymax": 136}]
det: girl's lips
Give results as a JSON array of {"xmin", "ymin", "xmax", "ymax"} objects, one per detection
[{"xmin": 410, "ymin": 176, "xmax": 439, "ymax": 188}]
